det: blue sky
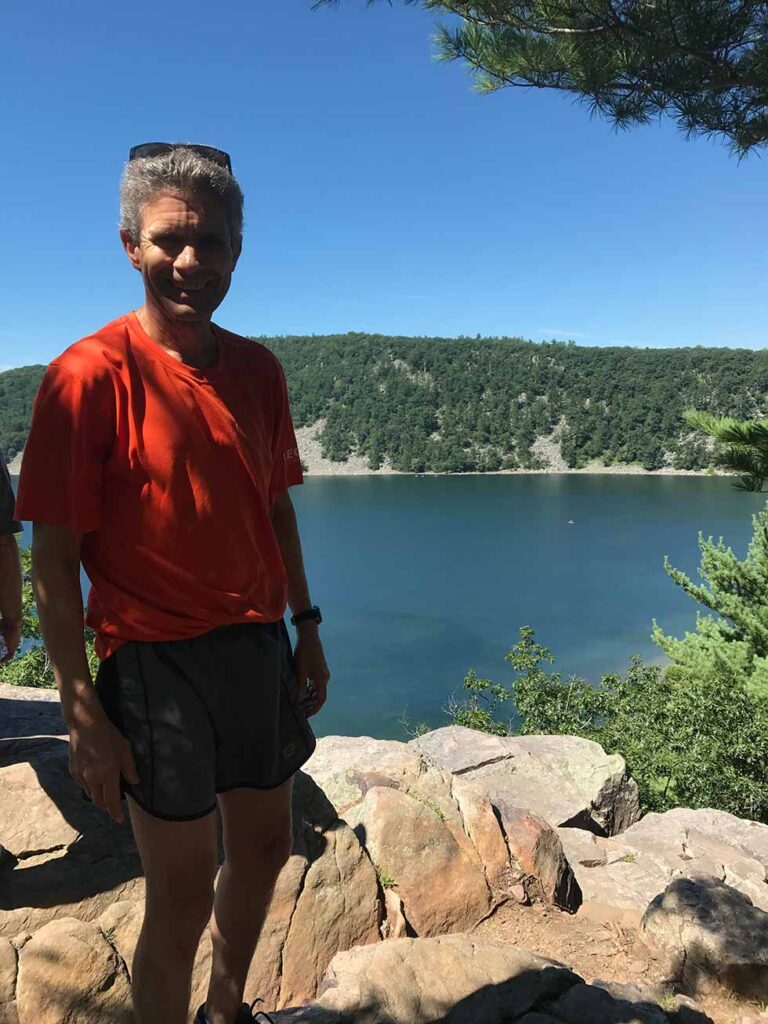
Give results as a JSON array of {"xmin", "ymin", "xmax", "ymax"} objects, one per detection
[{"xmin": 1, "ymin": 0, "xmax": 765, "ymax": 369}]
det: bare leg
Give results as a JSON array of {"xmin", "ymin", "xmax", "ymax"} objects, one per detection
[
  {"xmin": 204, "ymin": 780, "xmax": 294, "ymax": 1024},
  {"xmin": 127, "ymin": 795, "xmax": 218, "ymax": 1024}
]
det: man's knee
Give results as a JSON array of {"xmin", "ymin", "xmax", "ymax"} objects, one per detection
[
  {"xmin": 143, "ymin": 879, "xmax": 215, "ymax": 951},
  {"xmin": 226, "ymin": 824, "xmax": 293, "ymax": 878}
]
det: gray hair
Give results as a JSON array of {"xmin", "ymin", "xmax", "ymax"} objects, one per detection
[{"xmin": 120, "ymin": 146, "xmax": 244, "ymax": 247}]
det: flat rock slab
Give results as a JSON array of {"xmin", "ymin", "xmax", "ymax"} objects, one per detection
[
  {"xmin": 314, "ymin": 934, "xmax": 581, "ymax": 1024},
  {"xmin": 0, "ymin": 736, "xmax": 142, "ymax": 938},
  {"xmin": 560, "ymin": 808, "xmax": 768, "ymax": 927},
  {"xmin": 0, "ymin": 686, "xmax": 65, "ymax": 740},
  {"xmin": 410, "ymin": 727, "xmax": 640, "ymax": 835}
]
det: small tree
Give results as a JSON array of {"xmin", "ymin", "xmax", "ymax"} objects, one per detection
[
  {"xmin": 0, "ymin": 546, "xmax": 98, "ymax": 688},
  {"xmin": 652, "ymin": 502, "xmax": 768, "ymax": 701},
  {"xmin": 685, "ymin": 409, "xmax": 768, "ymax": 491},
  {"xmin": 447, "ymin": 626, "xmax": 768, "ymax": 820},
  {"xmin": 316, "ymin": 0, "xmax": 768, "ymax": 154}
]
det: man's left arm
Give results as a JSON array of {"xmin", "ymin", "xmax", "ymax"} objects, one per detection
[
  {"xmin": 0, "ymin": 453, "xmax": 22, "ymax": 663},
  {"xmin": 270, "ymin": 490, "xmax": 330, "ymax": 717}
]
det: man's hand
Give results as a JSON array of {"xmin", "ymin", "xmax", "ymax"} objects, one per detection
[
  {"xmin": 0, "ymin": 617, "xmax": 20, "ymax": 663},
  {"xmin": 68, "ymin": 713, "xmax": 140, "ymax": 824},
  {"xmin": 294, "ymin": 625, "xmax": 330, "ymax": 717}
]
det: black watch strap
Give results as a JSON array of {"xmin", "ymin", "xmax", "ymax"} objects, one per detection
[{"xmin": 290, "ymin": 605, "xmax": 322, "ymax": 626}]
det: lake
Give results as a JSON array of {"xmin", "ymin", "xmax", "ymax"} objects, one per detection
[{"xmin": 13, "ymin": 474, "xmax": 766, "ymax": 740}]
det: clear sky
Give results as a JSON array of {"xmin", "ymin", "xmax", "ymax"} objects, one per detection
[{"xmin": 1, "ymin": 0, "xmax": 766, "ymax": 369}]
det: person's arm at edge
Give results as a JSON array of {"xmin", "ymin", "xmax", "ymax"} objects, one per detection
[
  {"xmin": 269, "ymin": 490, "xmax": 330, "ymax": 717},
  {"xmin": 0, "ymin": 532, "xmax": 22, "ymax": 662},
  {"xmin": 31, "ymin": 522, "xmax": 138, "ymax": 821}
]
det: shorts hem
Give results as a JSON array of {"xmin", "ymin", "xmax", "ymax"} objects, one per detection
[
  {"xmin": 216, "ymin": 765, "xmax": 308, "ymax": 795},
  {"xmin": 124, "ymin": 790, "xmax": 219, "ymax": 823}
]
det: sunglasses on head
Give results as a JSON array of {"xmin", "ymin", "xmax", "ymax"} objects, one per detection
[{"xmin": 128, "ymin": 142, "xmax": 233, "ymax": 174}]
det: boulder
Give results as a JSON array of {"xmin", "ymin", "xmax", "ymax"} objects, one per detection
[
  {"xmin": 344, "ymin": 786, "xmax": 491, "ymax": 936},
  {"xmin": 15, "ymin": 916, "xmax": 132, "ymax": 1024},
  {"xmin": 561, "ymin": 808, "xmax": 768, "ymax": 927},
  {"xmin": 495, "ymin": 802, "xmax": 581, "ymax": 912},
  {"xmin": 410, "ymin": 727, "xmax": 640, "ymax": 835},
  {"xmin": 0, "ymin": 737, "xmax": 143, "ymax": 937},
  {"xmin": 245, "ymin": 772, "xmax": 382, "ymax": 1011},
  {"xmin": 278, "ymin": 818, "xmax": 381, "ymax": 1007},
  {"xmin": 549, "ymin": 982, "xmax": 668, "ymax": 1024},
  {"xmin": 312, "ymin": 934, "xmax": 581, "ymax": 1024},
  {"xmin": 641, "ymin": 876, "xmax": 768, "ymax": 999},
  {"xmin": 97, "ymin": 899, "xmax": 213, "ymax": 1013},
  {"xmin": 302, "ymin": 736, "xmax": 423, "ymax": 815},
  {"xmin": 0, "ymin": 938, "xmax": 18, "ymax": 1024}
]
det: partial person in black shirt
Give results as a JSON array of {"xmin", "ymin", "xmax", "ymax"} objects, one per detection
[{"xmin": 0, "ymin": 450, "xmax": 22, "ymax": 662}]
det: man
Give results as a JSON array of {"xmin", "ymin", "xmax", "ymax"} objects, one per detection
[
  {"xmin": 15, "ymin": 144, "xmax": 329, "ymax": 1024},
  {"xmin": 0, "ymin": 449, "xmax": 22, "ymax": 664}
]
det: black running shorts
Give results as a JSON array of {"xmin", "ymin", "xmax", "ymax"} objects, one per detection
[{"xmin": 93, "ymin": 620, "xmax": 316, "ymax": 821}]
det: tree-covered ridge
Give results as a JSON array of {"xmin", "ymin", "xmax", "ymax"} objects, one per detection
[
  {"xmin": 261, "ymin": 333, "xmax": 768, "ymax": 473},
  {"xmin": 0, "ymin": 365, "xmax": 46, "ymax": 460},
  {"xmin": 3, "ymin": 335, "xmax": 768, "ymax": 472}
]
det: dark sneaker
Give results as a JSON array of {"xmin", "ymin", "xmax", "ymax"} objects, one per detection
[
  {"xmin": 194, "ymin": 1002, "xmax": 275, "ymax": 1024},
  {"xmin": 236, "ymin": 1003, "xmax": 275, "ymax": 1023}
]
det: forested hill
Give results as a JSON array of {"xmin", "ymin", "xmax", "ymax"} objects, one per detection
[{"xmin": 2, "ymin": 334, "xmax": 768, "ymax": 472}]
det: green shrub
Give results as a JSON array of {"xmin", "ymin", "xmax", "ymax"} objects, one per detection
[{"xmin": 0, "ymin": 546, "xmax": 98, "ymax": 689}]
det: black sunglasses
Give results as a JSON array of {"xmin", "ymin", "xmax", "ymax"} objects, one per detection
[{"xmin": 128, "ymin": 142, "xmax": 233, "ymax": 174}]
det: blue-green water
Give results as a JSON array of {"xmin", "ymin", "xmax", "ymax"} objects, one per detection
[{"xmin": 14, "ymin": 474, "xmax": 765, "ymax": 740}]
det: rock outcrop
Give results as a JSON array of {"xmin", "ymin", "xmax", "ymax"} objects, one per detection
[
  {"xmin": 266, "ymin": 934, "xmax": 715, "ymax": 1024},
  {"xmin": 410, "ymin": 726, "xmax": 641, "ymax": 834},
  {"xmin": 558, "ymin": 807, "xmax": 768, "ymax": 926},
  {"xmin": 0, "ymin": 700, "xmax": 758, "ymax": 1021}
]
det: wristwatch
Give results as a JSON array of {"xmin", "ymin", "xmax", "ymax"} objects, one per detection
[{"xmin": 290, "ymin": 605, "xmax": 323, "ymax": 626}]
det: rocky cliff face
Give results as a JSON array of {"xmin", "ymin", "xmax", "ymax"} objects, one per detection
[{"xmin": 1, "ymin": 686, "xmax": 766, "ymax": 1023}]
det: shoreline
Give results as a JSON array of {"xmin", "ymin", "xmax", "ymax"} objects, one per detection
[
  {"xmin": 291, "ymin": 423, "xmax": 729, "ymax": 479},
  {"xmin": 7, "ymin": 451, "xmax": 728, "ymax": 480}
]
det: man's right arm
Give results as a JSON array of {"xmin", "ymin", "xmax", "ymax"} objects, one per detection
[
  {"xmin": 0, "ymin": 533, "xmax": 22, "ymax": 662},
  {"xmin": 32, "ymin": 522, "xmax": 138, "ymax": 823}
]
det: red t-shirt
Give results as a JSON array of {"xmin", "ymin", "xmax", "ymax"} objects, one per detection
[{"xmin": 15, "ymin": 312, "xmax": 303, "ymax": 660}]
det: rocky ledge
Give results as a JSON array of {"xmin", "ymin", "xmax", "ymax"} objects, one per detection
[{"xmin": 1, "ymin": 687, "xmax": 766, "ymax": 1023}]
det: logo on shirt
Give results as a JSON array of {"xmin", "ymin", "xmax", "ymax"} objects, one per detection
[{"xmin": 284, "ymin": 447, "xmax": 300, "ymax": 462}]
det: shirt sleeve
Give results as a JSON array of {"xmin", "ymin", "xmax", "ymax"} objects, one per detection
[
  {"xmin": 0, "ymin": 451, "xmax": 21, "ymax": 535},
  {"xmin": 268, "ymin": 361, "xmax": 304, "ymax": 503},
  {"xmin": 14, "ymin": 361, "xmax": 116, "ymax": 533}
]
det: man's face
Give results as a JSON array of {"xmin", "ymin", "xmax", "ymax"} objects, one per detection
[{"xmin": 122, "ymin": 191, "xmax": 241, "ymax": 325}]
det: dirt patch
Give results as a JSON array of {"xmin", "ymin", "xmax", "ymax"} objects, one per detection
[{"xmin": 471, "ymin": 899, "xmax": 766, "ymax": 1023}]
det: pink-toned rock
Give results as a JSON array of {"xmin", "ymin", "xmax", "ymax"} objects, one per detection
[
  {"xmin": 344, "ymin": 786, "xmax": 491, "ymax": 936},
  {"xmin": 278, "ymin": 820, "xmax": 381, "ymax": 1007},
  {"xmin": 245, "ymin": 772, "xmax": 382, "ymax": 1011},
  {"xmin": 0, "ymin": 938, "xmax": 18, "ymax": 1024},
  {"xmin": 15, "ymin": 917, "xmax": 132, "ymax": 1023},
  {"xmin": 495, "ymin": 802, "xmax": 581, "ymax": 912},
  {"xmin": 98, "ymin": 899, "xmax": 213, "ymax": 1014},
  {"xmin": 451, "ymin": 777, "xmax": 521, "ymax": 901}
]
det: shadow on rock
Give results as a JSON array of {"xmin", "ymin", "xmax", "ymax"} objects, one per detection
[
  {"xmin": 0, "ymin": 692, "xmax": 67, "ymax": 739},
  {"xmin": 0, "ymin": 735, "xmax": 142, "ymax": 930},
  {"xmin": 642, "ymin": 876, "xmax": 768, "ymax": 1002}
]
